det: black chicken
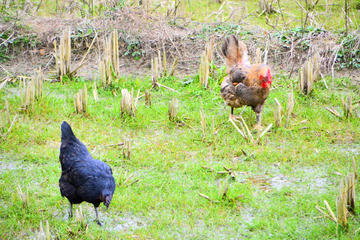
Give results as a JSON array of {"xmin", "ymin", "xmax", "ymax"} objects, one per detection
[{"xmin": 59, "ymin": 121, "xmax": 116, "ymax": 226}]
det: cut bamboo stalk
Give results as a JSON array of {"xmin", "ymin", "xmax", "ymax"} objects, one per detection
[
  {"xmin": 121, "ymin": 89, "xmax": 133, "ymax": 117},
  {"xmin": 168, "ymin": 57, "xmax": 178, "ymax": 77},
  {"xmin": 145, "ymin": 90, "xmax": 151, "ymax": 107},
  {"xmin": 46, "ymin": 220, "xmax": 50, "ymax": 240},
  {"xmin": 286, "ymin": 90, "xmax": 294, "ymax": 127},
  {"xmin": 352, "ymin": 156, "xmax": 358, "ymax": 180},
  {"xmin": 158, "ymin": 50, "xmax": 163, "ymax": 76},
  {"xmin": 40, "ymin": 221, "xmax": 44, "ymax": 240},
  {"xmin": 274, "ymin": 97, "xmax": 282, "ymax": 127},
  {"xmin": 163, "ymin": 51, "xmax": 167, "ymax": 77},
  {"xmin": 123, "ymin": 136, "xmax": 131, "ymax": 159},
  {"xmin": 346, "ymin": 173, "xmax": 355, "ymax": 213},
  {"xmin": 74, "ymin": 85, "xmax": 88, "ymax": 113},
  {"xmin": 93, "ymin": 82, "xmax": 98, "ymax": 102},
  {"xmin": 299, "ymin": 52, "xmax": 321, "ymax": 94},
  {"xmin": 200, "ymin": 109, "xmax": 206, "ymax": 136},
  {"xmin": 337, "ymin": 179, "xmax": 348, "ymax": 228},
  {"xmin": 5, "ymin": 99, "xmax": 10, "ymax": 124},
  {"xmin": 168, "ymin": 98, "xmax": 179, "ymax": 121},
  {"xmin": 255, "ymin": 47, "xmax": 262, "ymax": 64}
]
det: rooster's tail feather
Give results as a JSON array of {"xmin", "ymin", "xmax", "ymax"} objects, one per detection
[{"xmin": 221, "ymin": 35, "xmax": 250, "ymax": 67}]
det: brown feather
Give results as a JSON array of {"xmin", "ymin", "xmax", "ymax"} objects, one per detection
[{"xmin": 221, "ymin": 35, "xmax": 250, "ymax": 68}]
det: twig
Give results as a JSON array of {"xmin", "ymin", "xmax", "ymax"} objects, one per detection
[
  {"xmin": 324, "ymin": 200, "xmax": 337, "ymax": 222},
  {"xmin": 199, "ymin": 193, "xmax": 217, "ymax": 203},
  {"xmin": 325, "ymin": 107, "xmax": 341, "ymax": 118},
  {"xmin": 155, "ymin": 82, "xmax": 180, "ymax": 93},
  {"xmin": 229, "ymin": 118, "xmax": 246, "ymax": 139},
  {"xmin": 0, "ymin": 32, "xmax": 14, "ymax": 47},
  {"xmin": 0, "ymin": 79, "xmax": 8, "ymax": 91},
  {"xmin": 201, "ymin": 165, "xmax": 215, "ymax": 172},
  {"xmin": 122, "ymin": 174, "xmax": 134, "ymax": 186},
  {"xmin": 0, "ymin": 64, "xmax": 11, "ymax": 76},
  {"xmin": 315, "ymin": 205, "xmax": 337, "ymax": 223},
  {"xmin": 256, "ymin": 123, "xmax": 273, "ymax": 143},
  {"xmin": 2, "ymin": 114, "xmax": 18, "ymax": 138},
  {"xmin": 107, "ymin": 142, "xmax": 125, "ymax": 147}
]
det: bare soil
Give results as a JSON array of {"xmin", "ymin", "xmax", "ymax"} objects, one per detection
[{"xmin": 1, "ymin": 7, "xmax": 360, "ymax": 80}]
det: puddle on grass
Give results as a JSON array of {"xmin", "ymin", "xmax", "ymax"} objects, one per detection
[
  {"xmin": 331, "ymin": 144, "xmax": 360, "ymax": 156},
  {"xmin": 55, "ymin": 203, "xmax": 148, "ymax": 233},
  {"xmin": 0, "ymin": 160, "xmax": 25, "ymax": 175},
  {"xmin": 236, "ymin": 166, "xmax": 331, "ymax": 193}
]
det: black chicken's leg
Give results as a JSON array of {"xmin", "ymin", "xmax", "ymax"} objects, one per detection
[
  {"xmin": 94, "ymin": 207, "xmax": 102, "ymax": 226},
  {"xmin": 69, "ymin": 203, "xmax": 73, "ymax": 218}
]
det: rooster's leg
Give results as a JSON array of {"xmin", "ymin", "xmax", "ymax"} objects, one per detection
[
  {"xmin": 94, "ymin": 207, "xmax": 102, "ymax": 226},
  {"xmin": 254, "ymin": 113, "xmax": 263, "ymax": 130},
  {"xmin": 229, "ymin": 106, "xmax": 246, "ymax": 120}
]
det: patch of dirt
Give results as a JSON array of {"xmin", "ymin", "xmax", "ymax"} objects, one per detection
[{"xmin": 1, "ymin": 7, "xmax": 360, "ymax": 81}]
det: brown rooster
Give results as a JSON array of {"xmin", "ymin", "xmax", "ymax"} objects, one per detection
[{"xmin": 220, "ymin": 35, "xmax": 272, "ymax": 130}]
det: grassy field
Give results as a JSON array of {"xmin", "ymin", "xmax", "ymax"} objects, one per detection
[
  {"xmin": 0, "ymin": 72, "xmax": 359, "ymax": 238},
  {"xmin": 0, "ymin": 0, "xmax": 360, "ymax": 239}
]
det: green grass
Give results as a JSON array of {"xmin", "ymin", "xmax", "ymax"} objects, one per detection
[{"xmin": 0, "ymin": 71, "xmax": 359, "ymax": 239}]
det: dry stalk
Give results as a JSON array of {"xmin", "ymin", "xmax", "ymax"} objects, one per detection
[
  {"xmin": 352, "ymin": 156, "xmax": 358, "ymax": 180},
  {"xmin": 200, "ymin": 109, "xmax": 206, "ymax": 137},
  {"xmin": 93, "ymin": 82, "xmax": 99, "ymax": 102},
  {"xmin": 229, "ymin": 117, "xmax": 272, "ymax": 144},
  {"xmin": 199, "ymin": 36, "xmax": 214, "ymax": 88},
  {"xmin": 286, "ymin": 90, "xmax": 294, "ymax": 127},
  {"xmin": 19, "ymin": 69, "xmax": 43, "ymax": 111},
  {"xmin": 218, "ymin": 179, "xmax": 228, "ymax": 200},
  {"xmin": 199, "ymin": 193, "xmax": 217, "ymax": 203},
  {"xmin": 254, "ymin": 47, "xmax": 262, "ymax": 64},
  {"xmin": 274, "ymin": 97, "xmax": 282, "ymax": 127},
  {"xmin": 123, "ymin": 136, "xmax": 131, "ymax": 159},
  {"xmin": 299, "ymin": 52, "xmax": 321, "ymax": 94},
  {"xmin": 151, "ymin": 51, "xmax": 178, "ymax": 86},
  {"xmin": 346, "ymin": 173, "xmax": 355, "ymax": 213},
  {"xmin": 337, "ymin": 179, "xmax": 348, "ymax": 229},
  {"xmin": 121, "ymin": 88, "xmax": 139, "ymax": 117},
  {"xmin": 145, "ymin": 90, "xmax": 151, "ymax": 107},
  {"xmin": 258, "ymin": 0, "xmax": 275, "ymax": 15},
  {"xmin": 168, "ymin": 57, "xmax": 179, "ymax": 77},
  {"xmin": 111, "ymin": 30, "xmax": 119, "ymax": 77},
  {"xmin": 16, "ymin": 185, "xmax": 29, "ymax": 207},
  {"xmin": 54, "ymin": 28, "xmax": 71, "ymax": 83},
  {"xmin": 100, "ymin": 30, "xmax": 119, "ymax": 86},
  {"xmin": 341, "ymin": 95, "xmax": 353, "ymax": 119},
  {"xmin": 74, "ymin": 84, "xmax": 88, "ymax": 113},
  {"xmin": 5, "ymin": 98, "xmax": 10, "ymax": 124},
  {"xmin": 199, "ymin": 51, "xmax": 210, "ymax": 88},
  {"xmin": 39, "ymin": 220, "xmax": 44, "ymax": 240},
  {"xmin": 168, "ymin": 98, "xmax": 179, "ymax": 121},
  {"xmin": 46, "ymin": 220, "xmax": 50, "ymax": 240},
  {"xmin": 325, "ymin": 106, "xmax": 341, "ymax": 118}
]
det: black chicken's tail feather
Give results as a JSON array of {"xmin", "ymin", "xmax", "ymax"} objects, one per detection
[{"xmin": 61, "ymin": 121, "xmax": 77, "ymax": 142}]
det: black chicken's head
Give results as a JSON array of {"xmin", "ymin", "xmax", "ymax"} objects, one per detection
[{"xmin": 104, "ymin": 194, "xmax": 113, "ymax": 209}]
